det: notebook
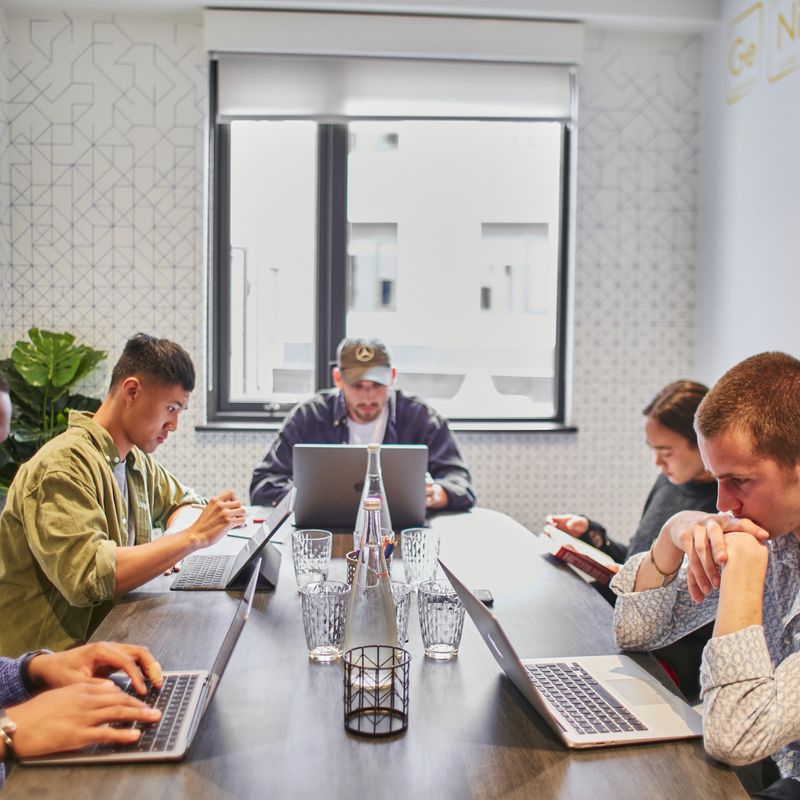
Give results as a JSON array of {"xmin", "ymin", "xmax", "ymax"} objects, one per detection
[
  {"xmin": 438, "ymin": 559, "xmax": 703, "ymax": 749},
  {"xmin": 21, "ymin": 560, "xmax": 260, "ymax": 765},
  {"xmin": 293, "ymin": 444, "xmax": 427, "ymax": 529},
  {"xmin": 171, "ymin": 489, "xmax": 293, "ymax": 590}
]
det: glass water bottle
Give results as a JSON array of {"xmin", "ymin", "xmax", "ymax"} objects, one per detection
[
  {"xmin": 353, "ymin": 442, "xmax": 393, "ymax": 551},
  {"xmin": 343, "ymin": 497, "xmax": 398, "ymax": 656}
]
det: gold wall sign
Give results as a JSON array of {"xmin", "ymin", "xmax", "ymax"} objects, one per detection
[
  {"xmin": 726, "ymin": 2, "xmax": 763, "ymax": 104},
  {"xmin": 767, "ymin": 0, "xmax": 800, "ymax": 82},
  {"xmin": 726, "ymin": 0, "xmax": 800, "ymax": 103}
]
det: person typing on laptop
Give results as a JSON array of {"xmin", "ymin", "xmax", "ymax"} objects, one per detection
[
  {"xmin": 0, "ymin": 641, "xmax": 163, "ymax": 787},
  {"xmin": 250, "ymin": 336, "xmax": 475, "ymax": 512},
  {"xmin": 0, "ymin": 334, "xmax": 246, "ymax": 657},
  {"xmin": 611, "ymin": 352, "xmax": 800, "ymax": 799}
]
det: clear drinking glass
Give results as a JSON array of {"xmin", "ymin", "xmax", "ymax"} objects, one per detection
[
  {"xmin": 417, "ymin": 579, "xmax": 465, "ymax": 660},
  {"xmin": 391, "ymin": 581, "xmax": 413, "ymax": 646},
  {"xmin": 352, "ymin": 527, "xmax": 395, "ymax": 563},
  {"xmin": 345, "ymin": 549, "xmax": 360, "ymax": 588},
  {"xmin": 292, "ymin": 529, "xmax": 333, "ymax": 589},
  {"xmin": 400, "ymin": 528, "xmax": 441, "ymax": 588},
  {"xmin": 300, "ymin": 580, "xmax": 350, "ymax": 662}
]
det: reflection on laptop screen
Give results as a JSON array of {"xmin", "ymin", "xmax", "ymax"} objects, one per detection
[{"xmin": 203, "ymin": 561, "xmax": 259, "ymax": 712}]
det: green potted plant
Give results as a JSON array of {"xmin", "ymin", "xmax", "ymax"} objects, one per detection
[{"xmin": 0, "ymin": 328, "xmax": 107, "ymax": 495}]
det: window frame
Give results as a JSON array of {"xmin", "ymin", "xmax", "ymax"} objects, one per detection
[{"xmin": 207, "ymin": 64, "xmax": 572, "ymax": 428}]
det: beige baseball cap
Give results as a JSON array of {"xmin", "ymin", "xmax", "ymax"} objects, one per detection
[{"xmin": 336, "ymin": 337, "xmax": 393, "ymax": 386}]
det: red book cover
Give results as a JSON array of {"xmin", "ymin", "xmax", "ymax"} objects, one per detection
[
  {"xmin": 551, "ymin": 545, "xmax": 617, "ymax": 585},
  {"xmin": 541, "ymin": 524, "xmax": 621, "ymax": 586}
]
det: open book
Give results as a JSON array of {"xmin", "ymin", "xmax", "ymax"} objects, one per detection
[{"xmin": 540, "ymin": 524, "xmax": 622, "ymax": 586}]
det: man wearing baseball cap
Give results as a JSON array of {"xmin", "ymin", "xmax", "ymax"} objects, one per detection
[{"xmin": 249, "ymin": 336, "xmax": 476, "ymax": 511}]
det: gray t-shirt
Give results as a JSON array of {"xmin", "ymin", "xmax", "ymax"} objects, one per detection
[{"xmin": 112, "ymin": 459, "xmax": 136, "ymax": 547}]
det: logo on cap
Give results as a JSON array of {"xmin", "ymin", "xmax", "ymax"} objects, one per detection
[{"xmin": 355, "ymin": 345, "xmax": 375, "ymax": 363}]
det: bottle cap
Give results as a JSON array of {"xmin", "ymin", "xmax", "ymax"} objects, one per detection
[
  {"xmin": 363, "ymin": 497, "xmax": 381, "ymax": 511},
  {"xmin": 367, "ymin": 443, "xmax": 380, "ymax": 451}
]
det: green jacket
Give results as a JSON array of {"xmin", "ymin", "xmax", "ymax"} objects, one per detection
[{"xmin": 0, "ymin": 411, "xmax": 203, "ymax": 656}]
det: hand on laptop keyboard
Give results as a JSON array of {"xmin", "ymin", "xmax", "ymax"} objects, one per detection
[
  {"xmin": 98, "ymin": 675, "xmax": 199, "ymax": 754},
  {"xmin": 6, "ymin": 681, "xmax": 161, "ymax": 757}
]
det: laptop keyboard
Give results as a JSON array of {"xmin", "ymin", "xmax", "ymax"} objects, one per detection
[
  {"xmin": 95, "ymin": 674, "xmax": 200, "ymax": 754},
  {"xmin": 172, "ymin": 555, "xmax": 232, "ymax": 589},
  {"xmin": 526, "ymin": 662, "xmax": 648, "ymax": 736}
]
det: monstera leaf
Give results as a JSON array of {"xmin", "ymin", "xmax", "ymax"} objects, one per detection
[
  {"xmin": 12, "ymin": 329, "xmax": 105, "ymax": 394},
  {"xmin": 0, "ymin": 330, "xmax": 106, "ymax": 494}
]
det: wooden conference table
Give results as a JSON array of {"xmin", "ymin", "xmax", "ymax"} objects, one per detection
[{"xmin": 6, "ymin": 508, "xmax": 747, "ymax": 799}]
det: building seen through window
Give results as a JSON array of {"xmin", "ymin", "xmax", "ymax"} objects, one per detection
[{"xmin": 223, "ymin": 118, "xmax": 566, "ymax": 421}]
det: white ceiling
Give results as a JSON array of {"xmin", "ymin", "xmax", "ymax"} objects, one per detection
[{"xmin": 0, "ymin": 0, "xmax": 721, "ymax": 30}]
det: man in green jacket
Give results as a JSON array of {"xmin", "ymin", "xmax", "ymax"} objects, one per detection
[{"xmin": 0, "ymin": 334, "xmax": 245, "ymax": 656}]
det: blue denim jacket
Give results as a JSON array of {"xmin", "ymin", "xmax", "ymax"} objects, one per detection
[{"xmin": 250, "ymin": 389, "xmax": 476, "ymax": 511}]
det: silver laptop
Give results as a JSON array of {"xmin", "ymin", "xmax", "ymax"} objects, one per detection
[
  {"xmin": 293, "ymin": 444, "xmax": 427, "ymax": 529},
  {"xmin": 22, "ymin": 561, "xmax": 260, "ymax": 765},
  {"xmin": 438, "ymin": 560, "xmax": 703, "ymax": 749},
  {"xmin": 171, "ymin": 489, "xmax": 293, "ymax": 590}
]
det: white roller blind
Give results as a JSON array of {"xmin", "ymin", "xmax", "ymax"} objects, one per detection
[
  {"xmin": 207, "ymin": 10, "xmax": 580, "ymax": 122},
  {"xmin": 205, "ymin": 10, "xmax": 584, "ymax": 64},
  {"xmin": 217, "ymin": 55, "xmax": 574, "ymax": 121}
]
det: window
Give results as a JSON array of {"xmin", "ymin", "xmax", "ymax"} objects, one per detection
[
  {"xmin": 209, "ymin": 55, "xmax": 573, "ymax": 425},
  {"xmin": 226, "ymin": 121, "xmax": 318, "ymax": 404}
]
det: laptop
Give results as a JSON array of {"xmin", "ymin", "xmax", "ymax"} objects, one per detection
[
  {"xmin": 22, "ymin": 560, "xmax": 260, "ymax": 765},
  {"xmin": 171, "ymin": 488, "xmax": 293, "ymax": 590},
  {"xmin": 293, "ymin": 444, "xmax": 427, "ymax": 529},
  {"xmin": 438, "ymin": 560, "xmax": 703, "ymax": 749}
]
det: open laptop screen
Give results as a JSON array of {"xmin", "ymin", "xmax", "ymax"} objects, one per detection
[
  {"xmin": 227, "ymin": 487, "xmax": 294, "ymax": 582},
  {"xmin": 293, "ymin": 444, "xmax": 428, "ymax": 529},
  {"xmin": 201, "ymin": 561, "xmax": 259, "ymax": 715}
]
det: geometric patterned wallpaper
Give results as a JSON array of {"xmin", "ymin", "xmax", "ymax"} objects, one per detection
[
  {"xmin": 0, "ymin": 9, "xmax": 8, "ymax": 302},
  {"xmin": 0, "ymin": 12, "xmax": 702, "ymax": 546}
]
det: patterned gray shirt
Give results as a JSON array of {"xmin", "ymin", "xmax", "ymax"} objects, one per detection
[{"xmin": 611, "ymin": 533, "xmax": 800, "ymax": 779}]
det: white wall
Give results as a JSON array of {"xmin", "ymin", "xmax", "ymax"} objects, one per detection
[
  {"xmin": 0, "ymin": 11, "xmax": 703, "ymax": 544},
  {"xmin": 696, "ymin": 0, "xmax": 800, "ymax": 383}
]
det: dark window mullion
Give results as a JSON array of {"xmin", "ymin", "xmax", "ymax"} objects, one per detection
[
  {"xmin": 553, "ymin": 124, "xmax": 571, "ymax": 424},
  {"xmin": 315, "ymin": 124, "xmax": 349, "ymax": 392},
  {"xmin": 212, "ymin": 120, "xmax": 235, "ymax": 412}
]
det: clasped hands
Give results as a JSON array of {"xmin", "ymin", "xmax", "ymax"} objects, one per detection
[{"xmin": 656, "ymin": 510, "xmax": 770, "ymax": 603}]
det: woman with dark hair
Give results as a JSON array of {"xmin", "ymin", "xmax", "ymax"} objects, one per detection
[
  {"xmin": 546, "ymin": 380, "xmax": 718, "ymax": 697},
  {"xmin": 547, "ymin": 380, "xmax": 717, "ymax": 562}
]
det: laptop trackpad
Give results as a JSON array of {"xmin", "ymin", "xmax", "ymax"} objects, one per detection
[{"xmin": 606, "ymin": 679, "xmax": 665, "ymax": 707}]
